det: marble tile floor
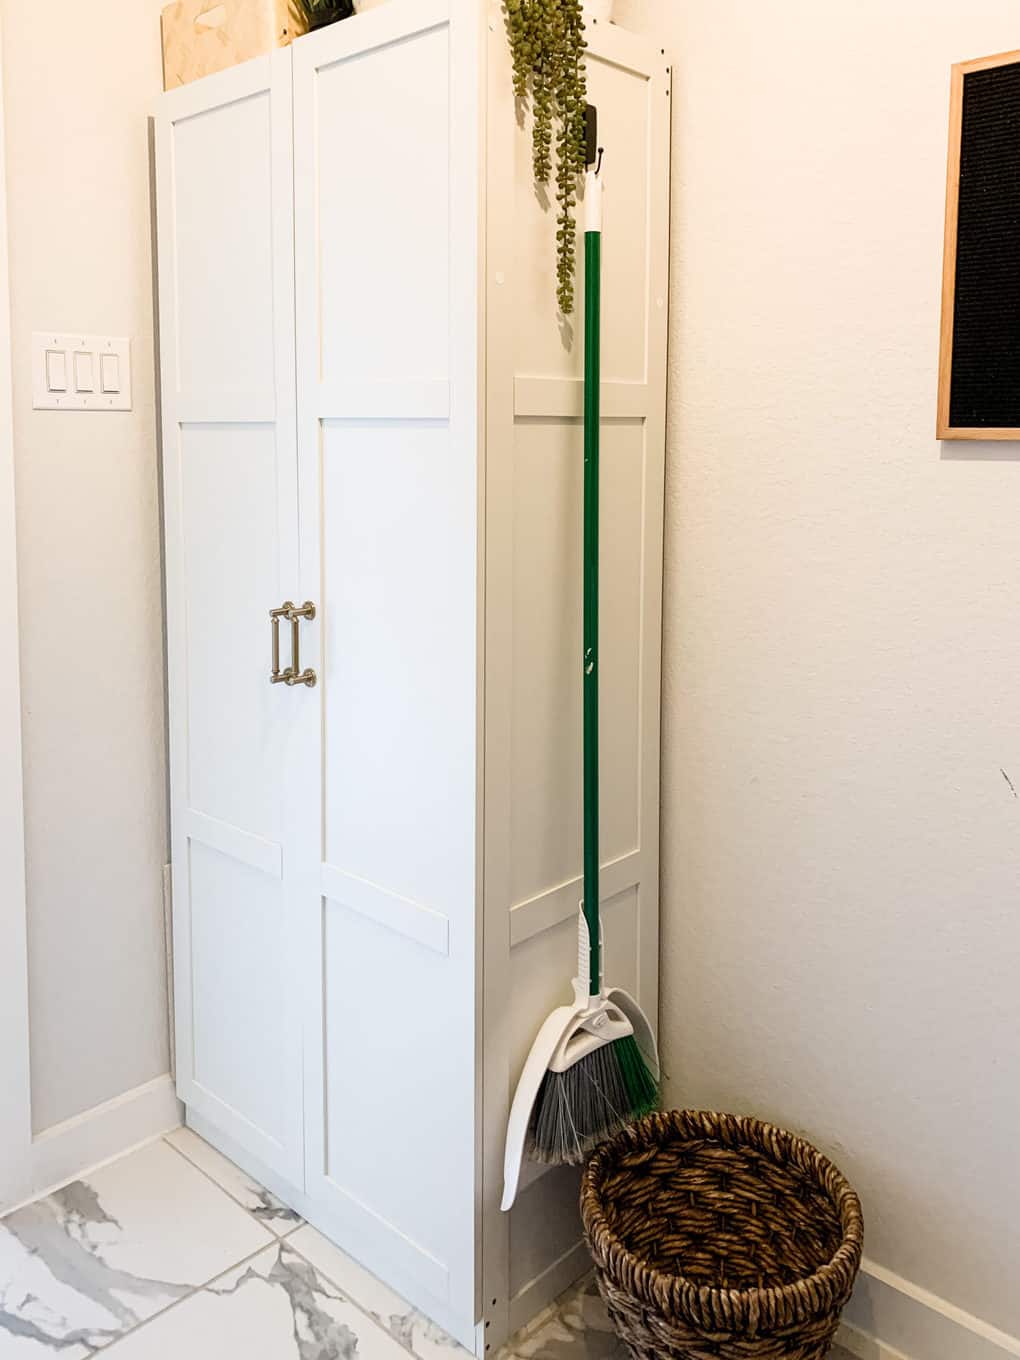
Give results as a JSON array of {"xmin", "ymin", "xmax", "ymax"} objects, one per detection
[{"xmin": 0, "ymin": 1129, "xmax": 855, "ymax": 1360}]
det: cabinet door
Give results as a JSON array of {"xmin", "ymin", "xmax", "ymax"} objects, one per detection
[
  {"xmin": 292, "ymin": 1, "xmax": 482, "ymax": 1347},
  {"xmin": 155, "ymin": 52, "xmax": 305, "ymax": 1187}
]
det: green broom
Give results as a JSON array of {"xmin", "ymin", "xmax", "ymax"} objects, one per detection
[{"xmin": 502, "ymin": 109, "xmax": 659, "ymax": 1210}]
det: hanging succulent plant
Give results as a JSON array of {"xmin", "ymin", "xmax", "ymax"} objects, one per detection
[
  {"xmin": 505, "ymin": 0, "xmax": 588, "ymax": 314},
  {"xmin": 293, "ymin": 0, "xmax": 355, "ymax": 32}
]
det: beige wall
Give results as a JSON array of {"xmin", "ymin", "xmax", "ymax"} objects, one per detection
[
  {"xmin": 2, "ymin": 0, "xmax": 169, "ymax": 1131},
  {"xmin": 616, "ymin": 0, "xmax": 1020, "ymax": 1350}
]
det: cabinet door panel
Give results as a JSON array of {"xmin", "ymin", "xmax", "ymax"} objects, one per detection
[
  {"xmin": 320, "ymin": 421, "xmax": 473, "ymax": 908},
  {"xmin": 155, "ymin": 53, "xmax": 304, "ymax": 1186},
  {"xmin": 293, "ymin": 2, "xmax": 481, "ymax": 1347},
  {"xmin": 317, "ymin": 25, "xmax": 450, "ymax": 388}
]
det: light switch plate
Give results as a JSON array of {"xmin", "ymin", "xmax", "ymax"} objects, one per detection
[{"xmin": 32, "ymin": 333, "xmax": 131, "ymax": 410}]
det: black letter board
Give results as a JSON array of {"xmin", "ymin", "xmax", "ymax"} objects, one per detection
[{"xmin": 939, "ymin": 50, "xmax": 1020, "ymax": 439}]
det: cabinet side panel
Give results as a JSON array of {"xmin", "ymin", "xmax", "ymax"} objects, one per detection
[{"xmin": 482, "ymin": 22, "xmax": 671, "ymax": 1346}]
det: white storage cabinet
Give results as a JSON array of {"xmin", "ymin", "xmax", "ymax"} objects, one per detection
[{"xmin": 154, "ymin": 1, "xmax": 670, "ymax": 1351}]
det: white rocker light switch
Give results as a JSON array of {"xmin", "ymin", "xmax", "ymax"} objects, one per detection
[
  {"xmin": 45, "ymin": 349, "xmax": 67, "ymax": 393},
  {"xmin": 33, "ymin": 333, "xmax": 131, "ymax": 410},
  {"xmin": 100, "ymin": 352, "xmax": 121, "ymax": 394},
  {"xmin": 73, "ymin": 351, "xmax": 95, "ymax": 393}
]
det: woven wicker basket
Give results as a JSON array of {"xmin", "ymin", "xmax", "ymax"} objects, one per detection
[{"xmin": 581, "ymin": 1110, "xmax": 863, "ymax": 1360}]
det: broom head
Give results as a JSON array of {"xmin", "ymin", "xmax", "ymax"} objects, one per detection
[{"xmin": 527, "ymin": 999, "xmax": 659, "ymax": 1166}]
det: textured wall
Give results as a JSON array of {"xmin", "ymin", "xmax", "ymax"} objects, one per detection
[
  {"xmin": 2, "ymin": 0, "xmax": 170, "ymax": 1131},
  {"xmin": 616, "ymin": 0, "xmax": 1020, "ymax": 1340}
]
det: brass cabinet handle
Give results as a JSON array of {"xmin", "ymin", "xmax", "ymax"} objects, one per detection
[
  {"xmin": 269, "ymin": 601, "xmax": 317, "ymax": 688},
  {"xmin": 285, "ymin": 602, "xmax": 317, "ymax": 688},
  {"xmin": 270, "ymin": 602, "xmax": 296, "ymax": 684}
]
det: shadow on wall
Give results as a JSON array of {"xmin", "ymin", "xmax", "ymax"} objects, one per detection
[{"xmin": 940, "ymin": 440, "xmax": 1020, "ymax": 461}]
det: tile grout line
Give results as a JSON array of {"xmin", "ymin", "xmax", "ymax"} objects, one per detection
[
  {"xmin": 74, "ymin": 1133, "xmax": 563, "ymax": 1360},
  {"xmin": 281, "ymin": 1232, "xmax": 456, "ymax": 1360},
  {"xmin": 160, "ymin": 1133, "xmax": 270, "ymax": 1225},
  {"xmin": 158, "ymin": 1136, "xmax": 418, "ymax": 1358},
  {"xmin": 285, "ymin": 1237, "xmax": 598, "ymax": 1360},
  {"xmin": 154, "ymin": 1139, "xmax": 422, "ymax": 1360},
  {"xmin": 2, "ymin": 1135, "xmax": 280, "ymax": 1360},
  {"xmin": 161, "ymin": 1133, "xmax": 577, "ymax": 1360},
  {"xmin": 93, "ymin": 1227, "xmax": 437, "ymax": 1360},
  {"xmin": 91, "ymin": 1136, "xmax": 290, "ymax": 1353},
  {"xmin": 160, "ymin": 1135, "xmax": 452, "ymax": 1360},
  {"xmin": 7, "ymin": 1131, "xmax": 588, "ymax": 1360},
  {"xmin": 160, "ymin": 1133, "xmax": 301, "ymax": 1240},
  {"xmin": 94, "ymin": 1239, "xmax": 280, "ymax": 1356}
]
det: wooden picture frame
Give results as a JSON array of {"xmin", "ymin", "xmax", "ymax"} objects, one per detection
[{"xmin": 938, "ymin": 48, "xmax": 1020, "ymax": 440}]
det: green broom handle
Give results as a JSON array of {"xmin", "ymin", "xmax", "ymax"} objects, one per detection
[{"xmin": 583, "ymin": 193, "xmax": 602, "ymax": 999}]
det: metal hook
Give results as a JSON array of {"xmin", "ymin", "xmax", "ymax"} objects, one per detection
[{"xmin": 595, "ymin": 146, "xmax": 605, "ymax": 176}]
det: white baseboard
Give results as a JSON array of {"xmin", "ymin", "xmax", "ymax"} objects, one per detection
[
  {"xmin": 508, "ymin": 1238, "xmax": 591, "ymax": 1338},
  {"xmin": 839, "ymin": 1318, "xmax": 913, "ymax": 1360},
  {"xmin": 3, "ymin": 1074, "xmax": 182, "ymax": 1214},
  {"xmin": 840, "ymin": 1259, "xmax": 1020, "ymax": 1360}
]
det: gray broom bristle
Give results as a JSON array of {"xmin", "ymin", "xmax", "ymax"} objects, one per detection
[{"xmin": 527, "ymin": 1037, "xmax": 658, "ymax": 1166}]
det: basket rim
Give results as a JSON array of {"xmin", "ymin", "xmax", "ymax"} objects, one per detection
[{"xmin": 580, "ymin": 1109, "xmax": 865, "ymax": 1330}]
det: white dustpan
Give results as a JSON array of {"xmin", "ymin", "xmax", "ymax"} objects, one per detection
[{"xmin": 501, "ymin": 912, "xmax": 660, "ymax": 1211}]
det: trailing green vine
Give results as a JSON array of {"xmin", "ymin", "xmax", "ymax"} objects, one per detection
[
  {"xmin": 505, "ymin": 0, "xmax": 588, "ymax": 314},
  {"xmin": 292, "ymin": 0, "xmax": 354, "ymax": 33}
]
